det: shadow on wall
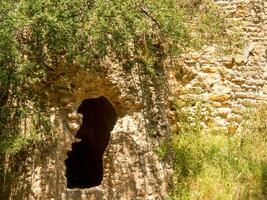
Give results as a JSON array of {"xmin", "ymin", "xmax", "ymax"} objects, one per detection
[{"xmin": 65, "ymin": 96, "xmax": 117, "ymax": 189}]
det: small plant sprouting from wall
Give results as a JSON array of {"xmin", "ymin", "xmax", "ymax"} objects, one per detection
[{"xmin": 168, "ymin": 101, "xmax": 267, "ymax": 200}]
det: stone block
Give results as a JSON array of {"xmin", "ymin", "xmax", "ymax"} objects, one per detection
[
  {"xmin": 227, "ymin": 113, "xmax": 242, "ymax": 123},
  {"xmin": 232, "ymin": 85, "xmax": 242, "ymax": 92},
  {"xmin": 255, "ymin": 94, "xmax": 267, "ymax": 100},
  {"xmin": 231, "ymin": 77, "xmax": 246, "ymax": 84},
  {"xmin": 209, "ymin": 94, "xmax": 231, "ymax": 102},
  {"xmin": 216, "ymin": 107, "xmax": 231, "ymax": 118},
  {"xmin": 234, "ymin": 92, "xmax": 255, "ymax": 99},
  {"xmin": 262, "ymin": 85, "xmax": 267, "ymax": 94},
  {"xmin": 213, "ymin": 102, "xmax": 222, "ymax": 108},
  {"xmin": 242, "ymin": 99, "xmax": 256, "ymax": 106},
  {"xmin": 245, "ymin": 79, "xmax": 265, "ymax": 86},
  {"xmin": 232, "ymin": 105, "xmax": 246, "ymax": 114},
  {"xmin": 202, "ymin": 66, "xmax": 217, "ymax": 73},
  {"xmin": 243, "ymin": 84, "xmax": 258, "ymax": 89}
]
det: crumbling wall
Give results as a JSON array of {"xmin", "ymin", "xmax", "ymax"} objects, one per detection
[{"xmin": 168, "ymin": 0, "xmax": 267, "ymax": 132}]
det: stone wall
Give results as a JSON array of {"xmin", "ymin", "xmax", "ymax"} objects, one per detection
[{"xmin": 168, "ymin": 0, "xmax": 266, "ymax": 133}]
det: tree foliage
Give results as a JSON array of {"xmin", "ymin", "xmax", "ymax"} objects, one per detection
[{"xmin": 0, "ymin": 0, "xmax": 229, "ymax": 153}]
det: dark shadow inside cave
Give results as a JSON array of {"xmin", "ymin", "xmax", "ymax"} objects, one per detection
[{"xmin": 65, "ymin": 96, "xmax": 117, "ymax": 189}]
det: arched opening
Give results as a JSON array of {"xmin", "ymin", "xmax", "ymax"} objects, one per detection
[{"xmin": 65, "ymin": 96, "xmax": 117, "ymax": 189}]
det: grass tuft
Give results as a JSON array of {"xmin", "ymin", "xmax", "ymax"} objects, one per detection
[{"xmin": 169, "ymin": 102, "xmax": 267, "ymax": 200}]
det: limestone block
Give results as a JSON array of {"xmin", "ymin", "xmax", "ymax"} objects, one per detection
[
  {"xmin": 204, "ymin": 73, "xmax": 222, "ymax": 86},
  {"xmin": 232, "ymin": 85, "xmax": 242, "ymax": 92},
  {"xmin": 262, "ymin": 85, "xmax": 267, "ymax": 94},
  {"xmin": 245, "ymin": 79, "xmax": 265, "ymax": 86},
  {"xmin": 231, "ymin": 77, "xmax": 246, "ymax": 84},
  {"xmin": 209, "ymin": 94, "xmax": 231, "ymax": 102},
  {"xmin": 227, "ymin": 113, "xmax": 242, "ymax": 123},
  {"xmin": 234, "ymin": 92, "xmax": 255, "ymax": 99},
  {"xmin": 213, "ymin": 83, "xmax": 232, "ymax": 94},
  {"xmin": 255, "ymin": 94, "xmax": 267, "ymax": 100},
  {"xmin": 242, "ymin": 99, "xmax": 256, "ymax": 106},
  {"xmin": 213, "ymin": 102, "xmax": 222, "ymax": 108},
  {"xmin": 216, "ymin": 107, "xmax": 231, "ymax": 118},
  {"xmin": 232, "ymin": 105, "xmax": 246, "ymax": 114},
  {"xmin": 243, "ymin": 84, "xmax": 257, "ymax": 91},
  {"xmin": 202, "ymin": 65, "xmax": 217, "ymax": 73}
]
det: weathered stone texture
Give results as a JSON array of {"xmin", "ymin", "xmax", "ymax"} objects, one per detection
[
  {"xmin": 2, "ymin": 58, "xmax": 171, "ymax": 200},
  {"xmin": 169, "ymin": 0, "xmax": 267, "ymax": 131}
]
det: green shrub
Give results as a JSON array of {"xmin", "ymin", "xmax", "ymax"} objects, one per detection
[{"xmin": 0, "ymin": 0, "xmax": 237, "ymax": 153}]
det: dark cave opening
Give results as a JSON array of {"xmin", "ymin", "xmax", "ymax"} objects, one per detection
[{"xmin": 65, "ymin": 96, "xmax": 117, "ymax": 189}]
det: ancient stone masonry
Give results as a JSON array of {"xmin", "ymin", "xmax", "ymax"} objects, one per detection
[
  {"xmin": 169, "ymin": 0, "xmax": 267, "ymax": 133},
  {"xmin": 1, "ymin": 0, "xmax": 266, "ymax": 200}
]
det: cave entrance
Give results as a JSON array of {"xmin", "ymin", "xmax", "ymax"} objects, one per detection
[{"xmin": 65, "ymin": 96, "xmax": 117, "ymax": 189}]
